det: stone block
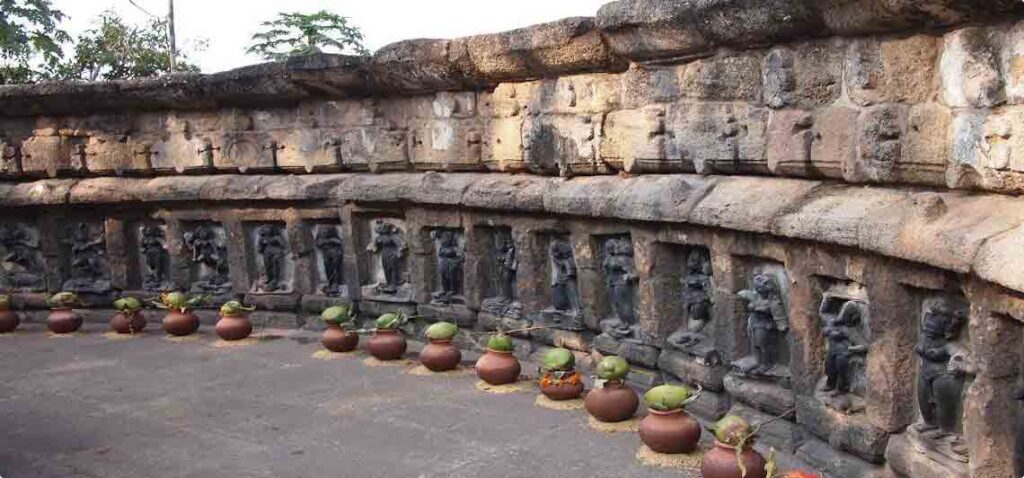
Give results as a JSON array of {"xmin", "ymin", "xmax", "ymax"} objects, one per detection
[
  {"xmin": 658, "ymin": 349, "xmax": 727, "ymax": 391},
  {"xmin": 410, "ymin": 118, "xmax": 483, "ymax": 172},
  {"xmin": 85, "ymin": 133, "xmax": 150, "ymax": 175},
  {"xmin": 337, "ymin": 126, "xmax": 409, "ymax": 172},
  {"xmin": 416, "ymin": 303, "xmax": 477, "ymax": 328},
  {"xmin": 940, "ymin": 27, "xmax": 1004, "ymax": 108},
  {"xmin": 723, "ymin": 373, "xmax": 795, "ymax": 418},
  {"xmin": 900, "ymin": 103, "xmax": 951, "ymax": 186},
  {"xmin": 300, "ymin": 295, "xmax": 352, "ymax": 314},
  {"xmin": 595, "ymin": 0, "xmax": 709, "ymax": 62},
  {"xmin": 796, "ymin": 394, "xmax": 889, "ymax": 463},
  {"xmin": 727, "ymin": 402, "xmax": 801, "ymax": 454},
  {"xmin": 483, "ymin": 116, "xmax": 524, "ymax": 172},
  {"xmin": 766, "ymin": 109, "xmax": 814, "ymax": 177},
  {"xmin": 276, "ymin": 128, "xmax": 341, "ymax": 173},
  {"xmin": 795, "ymin": 436, "xmax": 885, "ymax": 478},
  {"xmin": 619, "ymin": 65, "xmax": 680, "ymax": 109},
  {"xmin": 357, "ymin": 300, "xmax": 417, "ymax": 321},
  {"xmin": 678, "ymin": 54, "xmax": 762, "ymax": 102},
  {"xmin": 21, "ymin": 133, "xmax": 84, "ymax": 177},
  {"xmin": 522, "ymin": 114, "xmax": 605, "ymax": 176},
  {"xmin": 592, "ymin": 334, "xmax": 660, "ymax": 368},
  {"xmin": 243, "ymin": 293, "xmax": 300, "ymax": 312},
  {"xmin": 215, "ymin": 132, "xmax": 276, "ymax": 173},
  {"xmin": 531, "ymin": 327, "xmax": 593, "ymax": 352},
  {"xmin": 853, "ymin": 104, "xmax": 906, "ymax": 183},
  {"xmin": 846, "ymin": 35, "xmax": 940, "ymax": 106},
  {"xmin": 1000, "ymin": 20, "xmax": 1024, "ymax": 105},
  {"xmin": 764, "ymin": 39, "xmax": 844, "ymax": 109},
  {"xmin": 665, "ymin": 102, "xmax": 769, "ymax": 175},
  {"xmin": 810, "ymin": 105, "xmax": 859, "ymax": 179},
  {"xmin": 681, "ymin": 387, "xmax": 730, "ymax": 422},
  {"xmin": 370, "ymin": 39, "xmax": 475, "ymax": 94},
  {"xmin": 884, "ymin": 433, "xmax": 968, "ymax": 478},
  {"xmin": 600, "ymin": 106, "xmax": 681, "ymax": 173}
]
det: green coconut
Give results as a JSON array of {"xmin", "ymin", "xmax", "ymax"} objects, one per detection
[
  {"xmin": 163, "ymin": 292, "xmax": 188, "ymax": 309},
  {"xmin": 375, "ymin": 312, "xmax": 403, "ymax": 330},
  {"xmin": 220, "ymin": 301, "xmax": 255, "ymax": 315},
  {"xmin": 543, "ymin": 348, "xmax": 576, "ymax": 371},
  {"xmin": 643, "ymin": 384, "xmax": 693, "ymax": 412},
  {"xmin": 114, "ymin": 297, "xmax": 144, "ymax": 312},
  {"xmin": 711, "ymin": 415, "xmax": 753, "ymax": 447},
  {"xmin": 47, "ymin": 292, "xmax": 79, "ymax": 309},
  {"xmin": 596, "ymin": 356, "xmax": 630, "ymax": 381},
  {"xmin": 425, "ymin": 321, "xmax": 458, "ymax": 340},
  {"xmin": 0, "ymin": 294, "xmax": 10, "ymax": 310},
  {"xmin": 486, "ymin": 333, "xmax": 514, "ymax": 352},
  {"xmin": 320, "ymin": 305, "xmax": 352, "ymax": 324}
]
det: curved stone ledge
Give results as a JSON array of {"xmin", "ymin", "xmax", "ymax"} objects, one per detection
[{"xmin": 4, "ymin": 172, "xmax": 1023, "ymax": 295}]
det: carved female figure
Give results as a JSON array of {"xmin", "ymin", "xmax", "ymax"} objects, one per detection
[
  {"xmin": 600, "ymin": 238, "xmax": 639, "ymax": 339},
  {"xmin": 736, "ymin": 273, "xmax": 788, "ymax": 374},
  {"xmin": 256, "ymin": 225, "xmax": 287, "ymax": 292},
  {"xmin": 315, "ymin": 227, "xmax": 345, "ymax": 295},
  {"xmin": 549, "ymin": 238, "xmax": 580, "ymax": 313},
  {"xmin": 821, "ymin": 301, "xmax": 867, "ymax": 396},
  {"xmin": 68, "ymin": 223, "xmax": 105, "ymax": 281},
  {"xmin": 668, "ymin": 249, "xmax": 714, "ymax": 350},
  {"xmin": 184, "ymin": 224, "xmax": 229, "ymax": 292},
  {"xmin": 431, "ymin": 230, "xmax": 465, "ymax": 304},
  {"xmin": 140, "ymin": 226, "xmax": 168, "ymax": 290},
  {"xmin": 0, "ymin": 224, "xmax": 39, "ymax": 273},
  {"xmin": 914, "ymin": 300, "xmax": 972, "ymax": 460},
  {"xmin": 368, "ymin": 221, "xmax": 407, "ymax": 294},
  {"xmin": 495, "ymin": 235, "xmax": 517, "ymax": 302}
]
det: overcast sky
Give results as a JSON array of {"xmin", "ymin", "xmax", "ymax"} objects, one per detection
[{"xmin": 50, "ymin": 0, "xmax": 610, "ymax": 73}]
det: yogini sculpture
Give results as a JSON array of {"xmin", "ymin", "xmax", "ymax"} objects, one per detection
[
  {"xmin": 734, "ymin": 273, "xmax": 788, "ymax": 375},
  {"xmin": 184, "ymin": 224, "xmax": 230, "ymax": 294},
  {"xmin": 367, "ymin": 221, "xmax": 407, "ymax": 295},
  {"xmin": 431, "ymin": 229, "xmax": 464, "ymax": 305},
  {"xmin": 140, "ymin": 225, "xmax": 169, "ymax": 291},
  {"xmin": 546, "ymin": 237, "xmax": 584, "ymax": 330},
  {"xmin": 821, "ymin": 300, "xmax": 867, "ymax": 397},
  {"xmin": 667, "ymin": 249, "xmax": 714, "ymax": 352},
  {"xmin": 599, "ymin": 237, "xmax": 639, "ymax": 340},
  {"xmin": 913, "ymin": 299, "xmax": 972, "ymax": 462},
  {"xmin": 63, "ymin": 223, "xmax": 109, "ymax": 292},
  {"xmin": 315, "ymin": 226, "xmax": 345, "ymax": 296},
  {"xmin": 255, "ymin": 225, "xmax": 287, "ymax": 293}
]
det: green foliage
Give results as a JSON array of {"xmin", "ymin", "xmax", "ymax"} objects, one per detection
[
  {"xmin": 46, "ymin": 292, "xmax": 79, "ymax": 309},
  {"xmin": 53, "ymin": 11, "xmax": 202, "ymax": 81},
  {"xmin": 320, "ymin": 305, "xmax": 353, "ymax": 324},
  {"xmin": 219, "ymin": 301, "xmax": 255, "ymax": 316},
  {"xmin": 596, "ymin": 356, "xmax": 630, "ymax": 381},
  {"xmin": 486, "ymin": 333, "xmax": 514, "ymax": 352},
  {"xmin": 542, "ymin": 348, "xmax": 575, "ymax": 372},
  {"xmin": 0, "ymin": 293, "xmax": 10, "ymax": 310},
  {"xmin": 375, "ymin": 311, "xmax": 406, "ymax": 330},
  {"xmin": 643, "ymin": 384, "xmax": 693, "ymax": 412},
  {"xmin": 246, "ymin": 10, "xmax": 368, "ymax": 61},
  {"xmin": 0, "ymin": 0, "xmax": 70, "ymax": 84},
  {"xmin": 425, "ymin": 321, "xmax": 458, "ymax": 341},
  {"xmin": 114, "ymin": 297, "xmax": 144, "ymax": 312}
]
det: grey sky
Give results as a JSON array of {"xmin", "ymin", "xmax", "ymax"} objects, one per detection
[{"xmin": 51, "ymin": 0, "xmax": 610, "ymax": 73}]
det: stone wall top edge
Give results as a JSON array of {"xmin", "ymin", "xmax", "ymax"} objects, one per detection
[
  {"xmin": 2, "ymin": 172, "xmax": 1023, "ymax": 295},
  {"xmin": 2, "ymin": 0, "xmax": 1022, "ymax": 117}
]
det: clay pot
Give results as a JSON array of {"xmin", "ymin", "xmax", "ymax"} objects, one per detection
[
  {"xmin": 321, "ymin": 324, "xmax": 359, "ymax": 353},
  {"xmin": 638, "ymin": 408, "xmax": 702, "ymax": 454},
  {"xmin": 110, "ymin": 311, "xmax": 147, "ymax": 335},
  {"xmin": 0, "ymin": 309, "xmax": 20, "ymax": 333},
  {"xmin": 367, "ymin": 329, "xmax": 407, "ymax": 360},
  {"xmin": 475, "ymin": 349, "xmax": 521, "ymax": 385},
  {"xmin": 419, "ymin": 339, "xmax": 462, "ymax": 372},
  {"xmin": 162, "ymin": 310, "xmax": 200, "ymax": 337},
  {"xmin": 540, "ymin": 372, "xmax": 585, "ymax": 400},
  {"xmin": 215, "ymin": 314, "xmax": 252, "ymax": 341},
  {"xmin": 584, "ymin": 380, "xmax": 639, "ymax": 422},
  {"xmin": 47, "ymin": 308, "xmax": 83, "ymax": 334},
  {"xmin": 700, "ymin": 441, "xmax": 768, "ymax": 478}
]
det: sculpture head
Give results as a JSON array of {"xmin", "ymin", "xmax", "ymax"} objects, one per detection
[
  {"xmin": 374, "ymin": 220, "xmax": 394, "ymax": 235},
  {"xmin": 257, "ymin": 224, "xmax": 280, "ymax": 238},
  {"xmin": 752, "ymin": 273, "xmax": 776, "ymax": 297},
  {"xmin": 142, "ymin": 225, "xmax": 162, "ymax": 238},
  {"xmin": 687, "ymin": 300, "xmax": 710, "ymax": 324},
  {"xmin": 550, "ymin": 238, "xmax": 573, "ymax": 260},
  {"xmin": 317, "ymin": 226, "xmax": 339, "ymax": 240},
  {"xmin": 922, "ymin": 300, "xmax": 964, "ymax": 340},
  {"xmin": 687, "ymin": 249, "xmax": 711, "ymax": 275}
]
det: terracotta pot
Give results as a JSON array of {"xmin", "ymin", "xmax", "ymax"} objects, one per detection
[
  {"xmin": 419, "ymin": 339, "xmax": 462, "ymax": 372},
  {"xmin": 0, "ymin": 309, "xmax": 20, "ymax": 333},
  {"xmin": 215, "ymin": 314, "xmax": 252, "ymax": 341},
  {"xmin": 162, "ymin": 310, "xmax": 200, "ymax": 337},
  {"xmin": 367, "ymin": 329, "xmax": 407, "ymax": 360},
  {"xmin": 47, "ymin": 308, "xmax": 83, "ymax": 334},
  {"xmin": 110, "ymin": 311, "xmax": 147, "ymax": 334},
  {"xmin": 584, "ymin": 380, "xmax": 639, "ymax": 422},
  {"xmin": 475, "ymin": 349, "xmax": 521, "ymax": 385},
  {"xmin": 700, "ymin": 441, "xmax": 768, "ymax": 478},
  {"xmin": 638, "ymin": 408, "xmax": 702, "ymax": 454},
  {"xmin": 321, "ymin": 324, "xmax": 358, "ymax": 353},
  {"xmin": 540, "ymin": 372, "xmax": 585, "ymax": 400}
]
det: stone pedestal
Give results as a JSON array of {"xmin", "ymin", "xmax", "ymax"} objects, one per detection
[
  {"xmin": 885, "ymin": 432, "xmax": 968, "ymax": 478},
  {"xmin": 592, "ymin": 333, "xmax": 660, "ymax": 368},
  {"xmin": 727, "ymin": 402, "xmax": 801, "ymax": 454},
  {"xmin": 535, "ymin": 308, "xmax": 586, "ymax": 331},
  {"xmin": 796, "ymin": 394, "xmax": 889, "ymax": 463},
  {"xmin": 244, "ymin": 293, "xmax": 299, "ymax": 311},
  {"xmin": 796, "ymin": 436, "xmax": 885, "ymax": 478},
  {"xmin": 359, "ymin": 300, "xmax": 417, "ymax": 321},
  {"xmin": 417, "ymin": 302, "xmax": 477, "ymax": 327},
  {"xmin": 300, "ymin": 295, "xmax": 352, "ymax": 313},
  {"xmin": 658, "ymin": 349, "xmax": 728, "ymax": 391},
  {"xmin": 723, "ymin": 372, "xmax": 795, "ymax": 418},
  {"xmin": 360, "ymin": 283, "xmax": 414, "ymax": 304},
  {"xmin": 532, "ymin": 326, "xmax": 594, "ymax": 352},
  {"xmin": 478, "ymin": 311, "xmax": 532, "ymax": 338}
]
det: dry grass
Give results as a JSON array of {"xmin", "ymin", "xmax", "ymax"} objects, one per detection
[
  {"xmin": 46, "ymin": 332, "xmax": 80, "ymax": 338},
  {"xmin": 406, "ymin": 365, "xmax": 471, "ymax": 376},
  {"xmin": 635, "ymin": 444, "xmax": 704, "ymax": 471},
  {"xmin": 311, "ymin": 350, "xmax": 360, "ymax": 360},
  {"xmin": 534, "ymin": 394, "xmax": 585, "ymax": 411},
  {"xmin": 212, "ymin": 337, "xmax": 263, "ymax": 348},
  {"xmin": 362, "ymin": 357, "xmax": 414, "ymax": 368},
  {"xmin": 587, "ymin": 415, "xmax": 641, "ymax": 433},
  {"xmin": 164, "ymin": 334, "xmax": 202, "ymax": 343},
  {"xmin": 475, "ymin": 380, "xmax": 533, "ymax": 394},
  {"xmin": 103, "ymin": 332, "xmax": 143, "ymax": 340}
]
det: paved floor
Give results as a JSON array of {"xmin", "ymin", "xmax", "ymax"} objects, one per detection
[{"xmin": 0, "ymin": 323, "xmax": 693, "ymax": 478}]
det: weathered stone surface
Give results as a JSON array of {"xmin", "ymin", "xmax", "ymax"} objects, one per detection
[
  {"xmin": 796, "ymin": 395, "xmax": 890, "ymax": 463},
  {"xmin": 853, "ymin": 104, "xmax": 906, "ymax": 183},
  {"xmin": 766, "ymin": 109, "xmax": 814, "ymax": 177},
  {"xmin": 666, "ymin": 102, "xmax": 769, "ymax": 175},
  {"xmin": 595, "ymin": 0, "xmax": 709, "ymax": 62},
  {"xmin": 809, "ymin": 105, "xmax": 858, "ymax": 179},
  {"xmin": 795, "ymin": 437, "xmax": 884, "ymax": 478},
  {"xmin": 885, "ymin": 433, "xmax": 968, "ymax": 478},
  {"xmin": 689, "ymin": 176, "xmax": 821, "ymax": 234},
  {"xmin": 678, "ymin": 54, "xmax": 762, "ymax": 102},
  {"xmin": 727, "ymin": 402, "xmax": 801, "ymax": 453},
  {"xmin": 846, "ymin": 35, "xmax": 939, "ymax": 106},
  {"xmin": 764, "ymin": 40, "xmax": 844, "ymax": 109},
  {"xmin": 723, "ymin": 374, "xmax": 795, "ymax": 418},
  {"xmin": 1000, "ymin": 20, "xmax": 1024, "ymax": 105},
  {"xmin": 940, "ymin": 27, "xmax": 1004, "ymax": 109},
  {"xmin": 592, "ymin": 334, "xmax": 660, "ymax": 368},
  {"xmin": 657, "ymin": 349, "xmax": 727, "ymax": 391}
]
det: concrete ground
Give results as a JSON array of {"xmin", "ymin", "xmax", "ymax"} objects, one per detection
[{"xmin": 0, "ymin": 322, "xmax": 695, "ymax": 478}]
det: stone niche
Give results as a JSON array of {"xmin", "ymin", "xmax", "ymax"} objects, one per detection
[
  {"xmin": 529, "ymin": 231, "xmax": 592, "ymax": 351},
  {"xmin": 128, "ymin": 221, "xmax": 171, "ymax": 292},
  {"xmin": 245, "ymin": 222, "xmax": 294, "ymax": 295},
  {"xmin": 475, "ymin": 226, "xmax": 526, "ymax": 331},
  {"xmin": 417, "ymin": 227, "xmax": 475, "ymax": 327},
  {"xmin": 311, "ymin": 222, "xmax": 347, "ymax": 299},
  {"xmin": 181, "ymin": 221, "xmax": 232, "ymax": 295},
  {"xmin": 591, "ymin": 233, "xmax": 660, "ymax": 369},
  {"xmin": 60, "ymin": 221, "xmax": 112, "ymax": 295},
  {"xmin": 0, "ymin": 222, "xmax": 46, "ymax": 292},
  {"xmin": 357, "ymin": 216, "xmax": 414, "ymax": 316}
]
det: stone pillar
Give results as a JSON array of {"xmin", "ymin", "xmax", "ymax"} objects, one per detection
[
  {"xmin": 514, "ymin": 228, "xmax": 547, "ymax": 316},
  {"xmin": 104, "ymin": 217, "xmax": 128, "ymax": 291},
  {"xmin": 570, "ymin": 228, "xmax": 604, "ymax": 331},
  {"xmin": 162, "ymin": 215, "xmax": 190, "ymax": 292},
  {"xmin": 222, "ymin": 218, "xmax": 248, "ymax": 295},
  {"xmin": 633, "ymin": 228, "xmax": 671, "ymax": 342},
  {"xmin": 339, "ymin": 206, "xmax": 362, "ymax": 301},
  {"xmin": 285, "ymin": 213, "xmax": 315, "ymax": 296}
]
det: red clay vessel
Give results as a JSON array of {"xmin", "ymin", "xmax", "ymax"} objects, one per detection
[
  {"xmin": 215, "ymin": 313, "xmax": 252, "ymax": 341},
  {"xmin": 638, "ymin": 408, "xmax": 702, "ymax": 454},
  {"xmin": 584, "ymin": 380, "xmax": 639, "ymax": 422},
  {"xmin": 163, "ymin": 310, "xmax": 200, "ymax": 337},
  {"xmin": 47, "ymin": 308, "xmax": 83, "ymax": 334},
  {"xmin": 0, "ymin": 309, "xmax": 19, "ymax": 333},
  {"xmin": 475, "ymin": 349, "xmax": 521, "ymax": 385},
  {"xmin": 700, "ymin": 441, "xmax": 768, "ymax": 478},
  {"xmin": 110, "ymin": 311, "xmax": 147, "ymax": 334},
  {"xmin": 321, "ymin": 324, "xmax": 359, "ymax": 352},
  {"xmin": 419, "ymin": 339, "xmax": 461, "ymax": 371},
  {"xmin": 539, "ymin": 372, "xmax": 585, "ymax": 400},
  {"xmin": 367, "ymin": 329, "xmax": 407, "ymax": 360}
]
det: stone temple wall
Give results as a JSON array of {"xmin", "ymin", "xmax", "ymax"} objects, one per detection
[{"xmin": 2, "ymin": 1, "xmax": 1024, "ymax": 477}]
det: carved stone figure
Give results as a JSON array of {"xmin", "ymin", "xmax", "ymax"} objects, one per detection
[
  {"xmin": 667, "ymin": 249, "xmax": 715, "ymax": 358},
  {"xmin": 63, "ymin": 223, "xmax": 110, "ymax": 292},
  {"xmin": 431, "ymin": 229, "xmax": 465, "ymax": 305},
  {"xmin": 733, "ymin": 273, "xmax": 788, "ymax": 375},
  {"xmin": 254, "ymin": 225, "xmax": 288, "ymax": 293},
  {"xmin": 315, "ymin": 226, "xmax": 345, "ymax": 296},
  {"xmin": 367, "ymin": 221, "xmax": 407, "ymax": 295},
  {"xmin": 822, "ymin": 300, "xmax": 867, "ymax": 397},
  {"xmin": 913, "ymin": 299, "xmax": 973, "ymax": 462},
  {"xmin": 543, "ymin": 237, "xmax": 584, "ymax": 330},
  {"xmin": 599, "ymin": 237, "xmax": 640, "ymax": 340},
  {"xmin": 184, "ymin": 224, "xmax": 230, "ymax": 294},
  {"xmin": 140, "ymin": 225, "xmax": 170, "ymax": 291},
  {"xmin": 481, "ymin": 230, "xmax": 522, "ymax": 320},
  {"xmin": 0, "ymin": 223, "xmax": 44, "ymax": 290}
]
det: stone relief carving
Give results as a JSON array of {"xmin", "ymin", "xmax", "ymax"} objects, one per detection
[
  {"xmin": 666, "ymin": 248, "xmax": 719, "ymax": 365},
  {"xmin": 430, "ymin": 229, "xmax": 465, "ymax": 305},
  {"xmin": 598, "ymin": 236, "xmax": 640, "ymax": 341},
  {"xmin": 0, "ymin": 223, "xmax": 44, "ymax": 291},
  {"xmin": 816, "ymin": 286, "xmax": 870, "ymax": 414},
  {"xmin": 732, "ymin": 271, "xmax": 789, "ymax": 378},
  {"xmin": 364, "ymin": 220, "xmax": 410, "ymax": 301},
  {"xmin": 538, "ymin": 236, "xmax": 584, "ymax": 331},
  {"xmin": 252, "ymin": 224, "xmax": 290, "ymax": 293},
  {"xmin": 184, "ymin": 223, "xmax": 231, "ymax": 294},
  {"xmin": 481, "ymin": 229, "xmax": 522, "ymax": 319},
  {"xmin": 910, "ymin": 297, "xmax": 973, "ymax": 464},
  {"xmin": 62, "ymin": 222, "xmax": 111, "ymax": 293},
  {"xmin": 314, "ymin": 225, "xmax": 345, "ymax": 297},
  {"xmin": 139, "ymin": 225, "xmax": 171, "ymax": 291}
]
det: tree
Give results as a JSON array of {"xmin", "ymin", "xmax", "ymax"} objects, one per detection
[
  {"xmin": 54, "ymin": 11, "xmax": 202, "ymax": 82},
  {"xmin": 0, "ymin": 0, "xmax": 71, "ymax": 84},
  {"xmin": 247, "ymin": 10, "xmax": 369, "ymax": 61}
]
